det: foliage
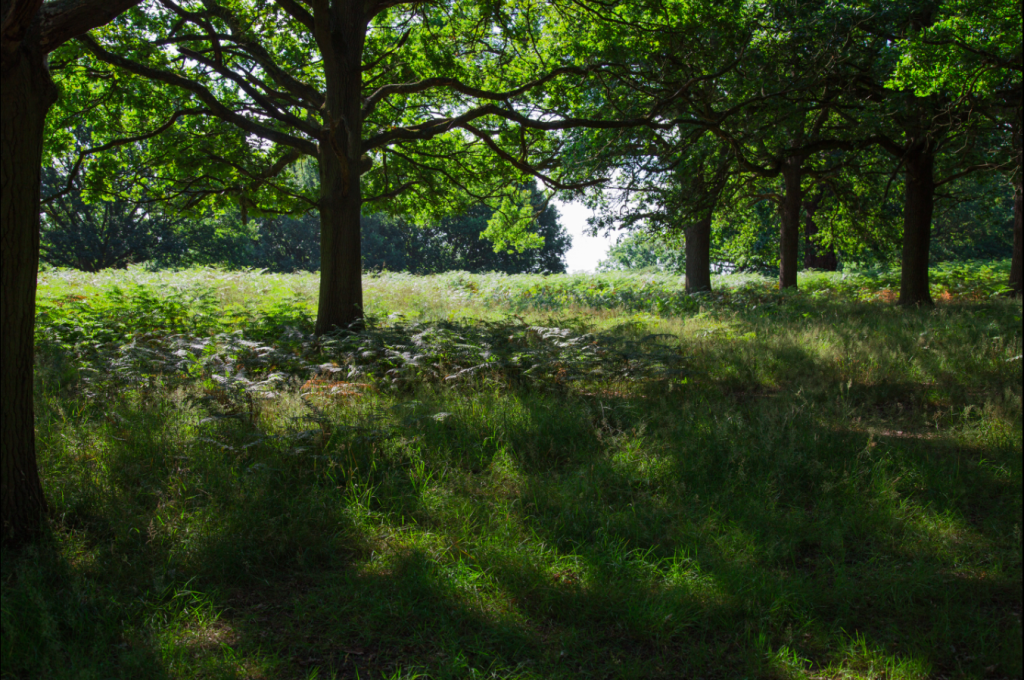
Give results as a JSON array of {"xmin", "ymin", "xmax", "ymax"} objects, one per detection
[
  {"xmin": 6, "ymin": 1, "xmax": 1023, "ymax": 675},
  {"xmin": 596, "ymin": 166, "xmax": 1015, "ymax": 274},
  {"xmin": 40, "ymin": 168, "xmax": 187, "ymax": 271},
  {"xmin": 888, "ymin": 0, "xmax": 1022, "ymax": 99},
  {"xmin": 43, "ymin": 0, "xmax": 644, "ymax": 251},
  {"xmin": 930, "ymin": 173, "xmax": 1017, "ymax": 262},
  {"xmin": 41, "ymin": 171, "xmax": 570, "ymax": 274},
  {"xmin": 364, "ymin": 185, "xmax": 571, "ymax": 274},
  {"xmin": 597, "ymin": 231, "xmax": 686, "ymax": 274}
]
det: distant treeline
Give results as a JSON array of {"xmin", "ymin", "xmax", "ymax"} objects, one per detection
[{"xmin": 40, "ymin": 173, "xmax": 570, "ymax": 275}]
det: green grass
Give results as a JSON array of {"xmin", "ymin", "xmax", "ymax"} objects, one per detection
[{"xmin": 3, "ymin": 262, "xmax": 1021, "ymax": 679}]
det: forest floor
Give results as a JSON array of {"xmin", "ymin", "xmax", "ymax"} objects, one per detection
[{"xmin": 3, "ymin": 261, "xmax": 1021, "ymax": 680}]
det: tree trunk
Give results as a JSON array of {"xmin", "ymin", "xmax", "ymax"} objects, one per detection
[
  {"xmin": 312, "ymin": 2, "xmax": 367, "ymax": 335},
  {"xmin": 1010, "ymin": 112, "xmax": 1022, "ymax": 297},
  {"xmin": 803, "ymin": 193, "xmax": 837, "ymax": 271},
  {"xmin": 1, "ymin": 43, "xmax": 57, "ymax": 548},
  {"xmin": 685, "ymin": 212, "xmax": 713, "ymax": 293},
  {"xmin": 315, "ymin": 145, "xmax": 363, "ymax": 333},
  {"xmin": 898, "ymin": 142, "xmax": 936, "ymax": 306},
  {"xmin": 1011, "ymin": 181, "xmax": 1022, "ymax": 297},
  {"xmin": 779, "ymin": 156, "xmax": 803, "ymax": 289}
]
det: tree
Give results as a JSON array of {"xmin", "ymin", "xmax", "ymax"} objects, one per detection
[
  {"xmin": 860, "ymin": 0, "xmax": 1021, "ymax": 304},
  {"xmin": 1, "ymin": 0, "xmax": 144, "ymax": 546},
  {"xmin": 42, "ymin": 153, "xmax": 569, "ymax": 273},
  {"xmin": 801, "ymin": 185, "xmax": 837, "ymax": 271},
  {"xmin": 549, "ymin": 0, "xmax": 870, "ymax": 292},
  {"xmin": 597, "ymin": 231, "xmax": 686, "ymax": 273},
  {"xmin": 887, "ymin": 0, "xmax": 1022, "ymax": 295},
  {"xmin": 362, "ymin": 182, "xmax": 569, "ymax": 274},
  {"xmin": 545, "ymin": 0, "xmax": 754, "ymax": 292},
  {"xmin": 67, "ymin": 0, "xmax": 665, "ymax": 335},
  {"xmin": 39, "ymin": 164, "xmax": 201, "ymax": 271}
]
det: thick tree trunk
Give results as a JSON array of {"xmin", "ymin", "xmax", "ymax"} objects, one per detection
[
  {"xmin": 779, "ymin": 156, "xmax": 803, "ymax": 289},
  {"xmin": 685, "ymin": 212, "xmax": 713, "ymax": 293},
  {"xmin": 803, "ymin": 193, "xmax": 837, "ymax": 271},
  {"xmin": 312, "ymin": 2, "xmax": 367, "ymax": 335},
  {"xmin": 1, "ymin": 43, "xmax": 57, "ymax": 547},
  {"xmin": 898, "ymin": 143, "xmax": 936, "ymax": 306},
  {"xmin": 315, "ymin": 146, "xmax": 363, "ymax": 333}
]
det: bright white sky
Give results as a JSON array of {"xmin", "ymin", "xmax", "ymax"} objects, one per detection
[{"xmin": 551, "ymin": 199, "xmax": 618, "ymax": 274}]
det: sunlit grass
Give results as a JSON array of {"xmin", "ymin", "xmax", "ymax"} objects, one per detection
[{"xmin": 3, "ymin": 262, "xmax": 1020, "ymax": 679}]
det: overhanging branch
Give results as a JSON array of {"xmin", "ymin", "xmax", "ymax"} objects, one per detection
[
  {"xmin": 461, "ymin": 123, "xmax": 606, "ymax": 192},
  {"xmin": 42, "ymin": 106, "xmax": 209, "ymax": 204},
  {"xmin": 362, "ymin": 66, "xmax": 590, "ymax": 119},
  {"xmin": 78, "ymin": 33, "xmax": 318, "ymax": 157}
]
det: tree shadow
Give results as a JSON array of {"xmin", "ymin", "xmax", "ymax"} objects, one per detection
[
  {"xmin": 20, "ymin": 317, "xmax": 1021, "ymax": 679},
  {"xmin": 485, "ymin": 380, "xmax": 1021, "ymax": 678}
]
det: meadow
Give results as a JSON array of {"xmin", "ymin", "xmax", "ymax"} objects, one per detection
[{"xmin": 2, "ymin": 261, "xmax": 1021, "ymax": 680}]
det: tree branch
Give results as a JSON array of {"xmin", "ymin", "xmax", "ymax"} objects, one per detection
[
  {"xmin": 363, "ymin": 181, "xmax": 417, "ymax": 203},
  {"xmin": 273, "ymin": 0, "xmax": 313, "ymax": 32},
  {"xmin": 919, "ymin": 36, "xmax": 1023, "ymax": 73},
  {"xmin": 1, "ymin": 0, "xmax": 43, "ymax": 65},
  {"xmin": 194, "ymin": 0, "xmax": 325, "ymax": 109},
  {"xmin": 364, "ymin": 0, "xmax": 430, "ymax": 21},
  {"xmin": 38, "ymin": 0, "xmax": 143, "ymax": 53},
  {"xmin": 362, "ymin": 66, "xmax": 589, "ymax": 119},
  {"xmin": 78, "ymin": 33, "xmax": 318, "ymax": 157},
  {"xmin": 178, "ymin": 46, "xmax": 319, "ymax": 136},
  {"xmin": 364, "ymin": 102, "xmax": 666, "ymax": 151},
  {"xmin": 935, "ymin": 161, "xmax": 1013, "ymax": 187},
  {"xmin": 460, "ymin": 123, "xmax": 606, "ymax": 192},
  {"xmin": 42, "ymin": 107, "xmax": 209, "ymax": 204}
]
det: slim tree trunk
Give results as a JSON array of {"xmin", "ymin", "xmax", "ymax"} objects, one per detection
[
  {"xmin": 898, "ymin": 142, "xmax": 936, "ymax": 306},
  {"xmin": 685, "ymin": 212, "xmax": 713, "ymax": 293},
  {"xmin": 1010, "ymin": 112, "xmax": 1022, "ymax": 297},
  {"xmin": 1, "ymin": 42, "xmax": 57, "ymax": 547},
  {"xmin": 779, "ymin": 156, "xmax": 803, "ymax": 289},
  {"xmin": 312, "ymin": 1, "xmax": 367, "ymax": 335},
  {"xmin": 803, "ymin": 193, "xmax": 837, "ymax": 271}
]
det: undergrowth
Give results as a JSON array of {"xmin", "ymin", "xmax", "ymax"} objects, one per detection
[{"xmin": 2, "ymin": 261, "xmax": 1021, "ymax": 680}]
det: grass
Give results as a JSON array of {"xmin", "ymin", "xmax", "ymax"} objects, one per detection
[{"xmin": 2, "ymin": 261, "xmax": 1021, "ymax": 680}]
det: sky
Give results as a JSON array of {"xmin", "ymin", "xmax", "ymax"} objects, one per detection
[{"xmin": 551, "ymin": 199, "xmax": 618, "ymax": 273}]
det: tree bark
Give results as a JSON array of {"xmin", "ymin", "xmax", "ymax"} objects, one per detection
[
  {"xmin": 312, "ymin": 1, "xmax": 366, "ymax": 335},
  {"xmin": 803, "ymin": 193, "xmax": 837, "ymax": 271},
  {"xmin": 1, "ymin": 0, "xmax": 144, "ymax": 548},
  {"xmin": 685, "ymin": 212, "xmax": 713, "ymax": 293},
  {"xmin": 1010, "ymin": 111, "xmax": 1022, "ymax": 297},
  {"xmin": 898, "ymin": 141, "xmax": 936, "ymax": 306},
  {"xmin": 315, "ymin": 144, "xmax": 363, "ymax": 333},
  {"xmin": 779, "ymin": 156, "xmax": 803, "ymax": 289},
  {"xmin": 1, "ymin": 40, "xmax": 57, "ymax": 547},
  {"xmin": 1011, "ymin": 181, "xmax": 1022, "ymax": 297}
]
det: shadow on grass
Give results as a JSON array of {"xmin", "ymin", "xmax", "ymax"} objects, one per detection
[
  {"xmin": 417, "ymin": 382, "xmax": 1022, "ymax": 678},
  {"xmin": 1, "ymin": 540, "xmax": 171, "ymax": 680},
  {"xmin": 10, "ymin": 308, "xmax": 1021, "ymax": 679}
]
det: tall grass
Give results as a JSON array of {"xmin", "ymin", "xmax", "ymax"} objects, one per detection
[{"xmin": 2, "ymin": 261, "xmax": 1020, "ymax": 680}]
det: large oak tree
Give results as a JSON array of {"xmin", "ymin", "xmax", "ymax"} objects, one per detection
[{"xmin": 68, "ymin": 0, "xmax": 666, "ymax": 335}]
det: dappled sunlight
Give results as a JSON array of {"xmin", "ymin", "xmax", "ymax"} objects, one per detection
[{"xmin": 10, "ymin": 268, "xmax": 1019, "ymax": 678}]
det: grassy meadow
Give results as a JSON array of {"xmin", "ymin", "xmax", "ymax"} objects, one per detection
[{"xmin": 2, "ymin": 261, "xmax": 1021, "ymax": 680}]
